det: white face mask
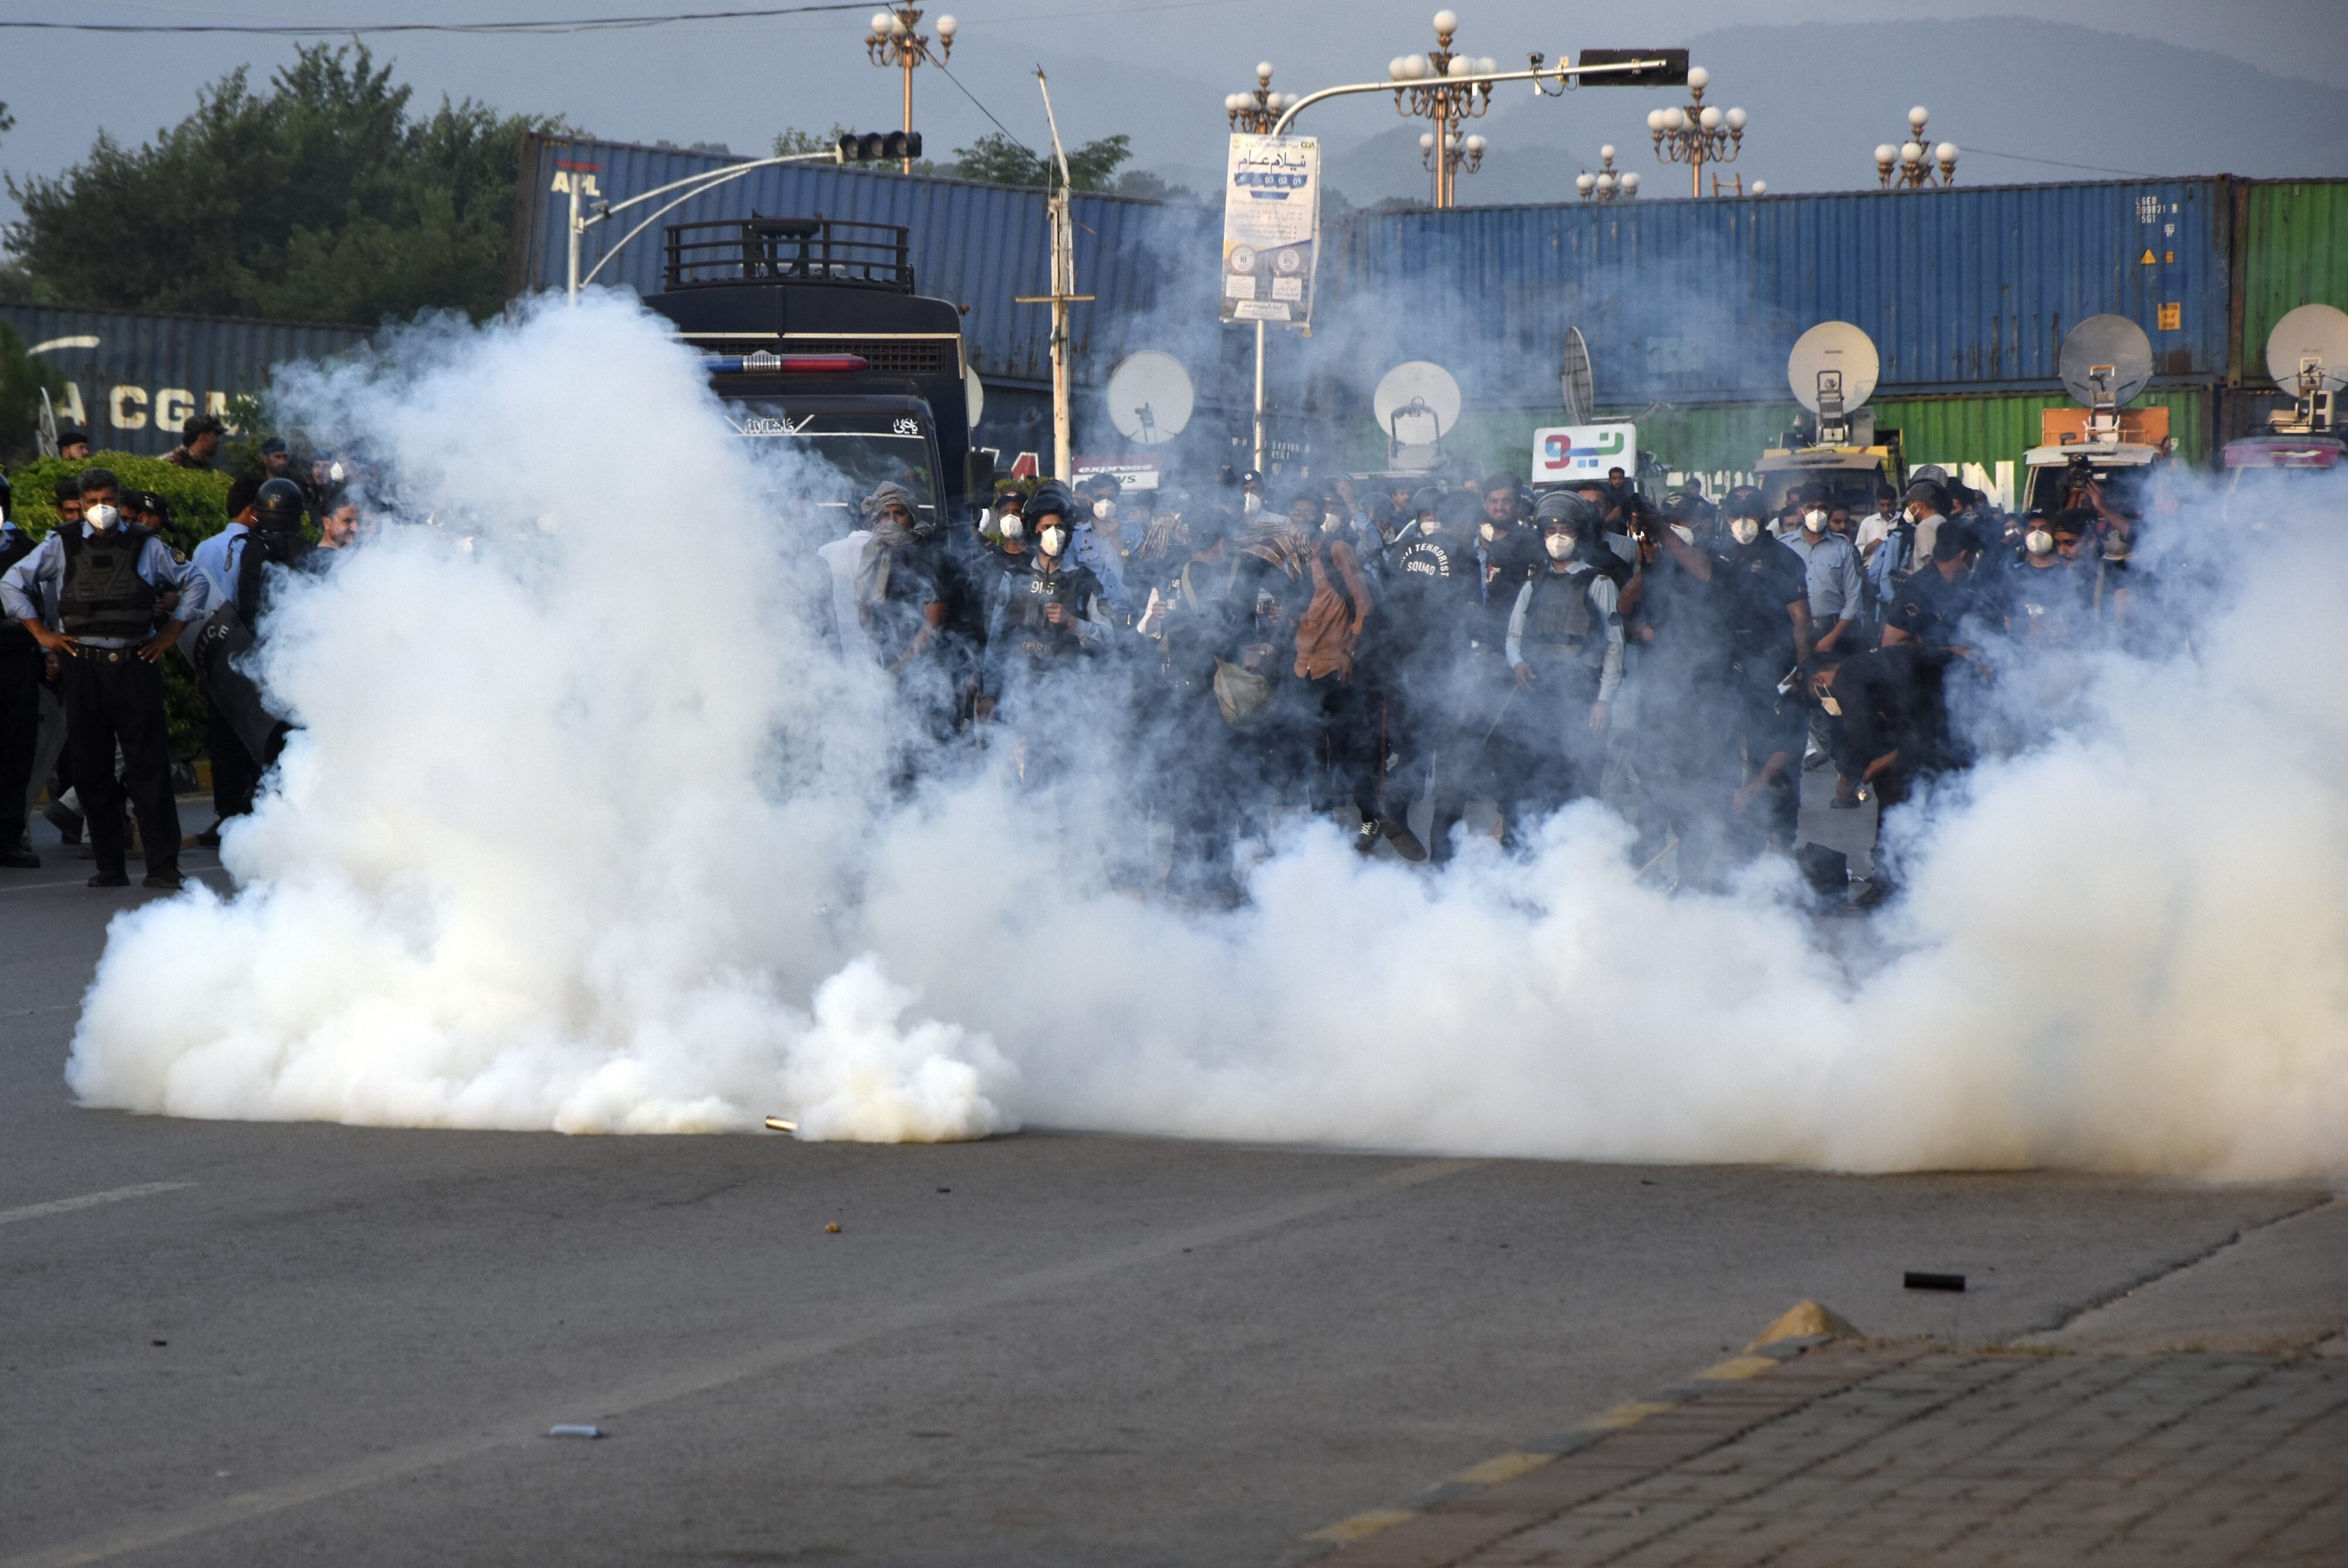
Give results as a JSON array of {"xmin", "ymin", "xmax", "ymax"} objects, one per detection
[
  {"xmin": 1242, "ymin": 492, "xmax": 1263, "ymax": 515},
  {"xmin": 1418, "ymin": 515, "xmax": 1440, "ymax": 534},
  {"xmin": 998, "ymin": 514, "xmax": 1024, "ymax": 539},
  {"xmin": 1092, "ymin": 498, "xmax": 1115, "ymax": 520},
  {"xmin": 85, "ymin": 503, "xmax": 119, "ymax": 532},
  {"xmin": 1038, "ymin": 525, "xmax": 1067, "ymax": 557},
  {"xmin": 1544, "ymin": 532, "xmax": 1575, "ymax": 559},
  {"xmin": 1480, "ymin": 521, "xmax": 1499, "ymax": 541},
  {"xmin": 1670, "ymin": 524, "xmax": 1695, "ymax": 545},
  {"xmin": 1804, "ymin": 508, "xmax": 1829, "ymax": 532},
  {"xmin": 2025, "ymin": 528, "xmax": 2054, "ymax": 556},
  {"xmin": 1729, "ymin": 517, "xmax": 1762, "ymax": 545}
]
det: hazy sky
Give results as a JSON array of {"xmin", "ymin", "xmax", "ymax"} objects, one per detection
[{"xmin": 4, "ymin": 0, "xmax": 2343, "ymax": 235}]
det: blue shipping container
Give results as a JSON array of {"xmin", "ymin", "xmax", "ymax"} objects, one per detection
[
  {"xmin": 1318, "ymin": 178, "xmax": 2231, "ymax": 407},
  {"xmin": 2, "ymin": 304, "xmax": 368, "ymax": 458},
  {"xmin": 514, "ymin": 135, "xmax": 1220, "ymax": 399}
]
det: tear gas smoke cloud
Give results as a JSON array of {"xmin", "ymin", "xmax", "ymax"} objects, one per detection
[{"xmin": 63, "ymin": 298, "xmax": 2348, "ymax": 1179}]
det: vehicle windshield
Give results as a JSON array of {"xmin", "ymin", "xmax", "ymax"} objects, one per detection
[
  {"xmin": 721, "ymin": 400, "xmax": 939, "ymax": 520},
  {"xmin": 2026, "ymin": 460, "xmax": 2154, "ymax": 515}
]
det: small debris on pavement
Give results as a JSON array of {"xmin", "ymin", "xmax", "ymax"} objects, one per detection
[
  {"xmin": 1904, "ymin": 1270, "xmax": 1966, "ymax": 1292},
  {"xmin": 546, "ymin": 1425, "xmax": 603, "ymax": 1439},
  {"xmin": 763, "ymin": 1117, "xmax": 798, "ymax": 1133},
  {"xmin": 825, "ymin": 1222, "xmax": 842, "ymax": 1233}
]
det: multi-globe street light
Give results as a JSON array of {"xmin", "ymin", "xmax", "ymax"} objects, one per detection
[
  {"xmin": 1874, "ymin": 106, "xmax": 1959, "ymax": 189},
  {"xmin": 1575, "ymin": 144, "xmax": 1640, "ymax": 201},
  {"xmin": 865, "ymin": 6, "xmax": 956, "ymax": 173},
  {"xmin": 1385, "ymin": 9, "xmax": 1497, "ymax": 209},
  {"xmin": 1645, "ymin": 65, "xmax": 1747, "ymax": 198},
  {"xmin": 1225, "ymin": 63, "xmax": 1288, "ymax": 134}
]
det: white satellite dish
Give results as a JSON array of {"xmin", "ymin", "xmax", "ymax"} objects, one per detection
[
  {"xmin": 1373, "ymin": 360, "xmax": 1463, "ymax": 468},
  {"xmin": 2059, "ymin": 314, "xmax": 2154, "ymax": 411},
  {"xmin": 1561, "ymin": 327, "xmax": 1595, "ymax": 427},
  {"xmin": 1104, "ymin": 350, "xmax": 1195, "ymax": 446},
  {"xmin": 2265, "ymin": 303, "xmax": 2348, "ymax": 394},
  {"xmin": 1787, "ymin": 322, "xmax": 1880, "ymax": 416},
  {"xmin": 964, "ymin": 365, "xmax": 985, "ymax": 430}
]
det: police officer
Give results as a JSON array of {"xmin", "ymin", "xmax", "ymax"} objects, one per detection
[
  {"xmin": 56, "ymin": 428, "xmax": 93, "ymax": 462},
  {"xmin": 981, "ymin": 480, "xmax": 1109, "ymax": 778},
  {"xmin": 1881, "ymin": 524, "xmax": 1985, "ymax": 651},
  {"xmin": 188, "ymin": 475, "xmax": 308, "ymax": 838},
  {"xmin": 1709, "ymin": 488, "xmax": 1814, "ymax": 860},
  {"xmin": 1809, "ymin": 642, "xmax": 1959, "ymax": 906},
  {"xmin": 1383, "ymin": 486, "xmax": 1482, "ymax": 861},
  {"xmin": 0, "ymin": 473, "xmax": 42, "ymax": 867},
  {"xmin": 1, "ymin": 468, "xmax": 210, "ymax": 889},
  {"xmin": 1502, "ymin": 493, "xmax": 1625, "ymax": 824}
]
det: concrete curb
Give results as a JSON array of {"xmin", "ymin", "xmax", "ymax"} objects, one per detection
[{"xmin": 1284, "ymin": 1309, "xmax": 1904, "ymax": 1568}]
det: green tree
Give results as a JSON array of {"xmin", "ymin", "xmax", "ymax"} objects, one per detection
[
  {"xmin": 0, "ymin": 322, "xmax": 69, "ymax": 462},
  {"xmin": 951, "ymin": 131, "xmax": 1132, "ymax": 191},
  {"xmin": 3, "ymin": 45, "xmax": 559, "ymax": 325}
]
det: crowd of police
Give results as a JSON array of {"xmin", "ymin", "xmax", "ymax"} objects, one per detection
[
  {"xmin": 832, "ymin": 456, "xmax": 2155, "ymax": 908},
  {"xmin": 1, "ymin": 407, "xmax": 2154, "ymax": 907},
  {"xmin": 0, "ymin": 415, "xmax": 364, "ymax": 888}
]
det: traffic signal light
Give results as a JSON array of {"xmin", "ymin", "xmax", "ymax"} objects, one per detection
[
  {"xmin": 1575, "ymin": 48, "xmax": 1690, "ymax": 86},
  {"xmin": 836, "ymin": 130, "xmax": 924, "ymax": 163}
]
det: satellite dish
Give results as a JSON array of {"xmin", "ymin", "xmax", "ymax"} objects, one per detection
[
  {"xmin": 1104, "ymin": 350, "xmax": 1195, "ymax": 446},
  {"xmin": 1373, "ymin": 361, "xmax": 1463, "ymax": 468},
  {"xmin": 1561, "ymin": 327, "xmax": 1594, "ymax": 426},
  {"xmin": 965, "ymin": 365, "xmax": 985, "ymax": 430},
  {"xmin": 2265, "ymin": 303, "xmax": 2348, "ymax": 393},
  {"xmin": 2059, "ymin": 313, "xmax": 2154, "ymax": 410},
  {"xmin": 1786, "ymin": 322, "xmax": 1880, "ymax": 414}
]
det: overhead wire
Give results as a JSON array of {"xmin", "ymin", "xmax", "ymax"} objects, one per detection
[{"xmin": 0, "ymin": 2, "xmax": 868, "ymax": 33}]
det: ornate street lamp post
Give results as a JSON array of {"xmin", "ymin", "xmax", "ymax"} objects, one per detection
[
  {"xmin": 1225, "ymin": 62, "xmax": 1288, "ymax": 134},
  {"xmin": 865, "ymin": 6, "xmax": 956, "ymax": 173},
  {"xmin": 1874, "ymin": 106, "xmax": 1959, "ymax": 189},
  {"xmin": 1385, "ymin": 10, "xmax": 1497, "ymax": 208},
  {"xmin": 1575, "ymin": 144, "xmax": 1640, "ymax": 201},
  {"xmin": 1645, "ymin": 65, "xmax": 1747, "ymax": 199}
]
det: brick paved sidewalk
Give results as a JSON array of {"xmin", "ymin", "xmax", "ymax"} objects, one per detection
[{"xmin": 1295, "ymin": 1341, "xmax": 2348, "ymax": 1567}]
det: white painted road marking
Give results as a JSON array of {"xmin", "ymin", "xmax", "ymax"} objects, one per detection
[{"xmin": 0, "ymin": 1181, "xmax": 195, "ymax": 1227}]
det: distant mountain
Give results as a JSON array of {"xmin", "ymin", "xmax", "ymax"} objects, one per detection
[{"xmin": 1277, "ymin": 16, "xmax": 2348, "ymax": 210}]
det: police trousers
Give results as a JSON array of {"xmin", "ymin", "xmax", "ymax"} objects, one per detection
[
  {"xmin": 0, "ymin": 650, "xmax": 39, "ymax": 849},
  {"xmin": 64, "ymin": 649, "xmax": 180, "ymax": 878}
]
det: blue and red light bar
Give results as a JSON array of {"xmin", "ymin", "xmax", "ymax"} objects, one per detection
[{"xmin": 703, "ymin": 350, "xmax": 869, "ymax": 375}]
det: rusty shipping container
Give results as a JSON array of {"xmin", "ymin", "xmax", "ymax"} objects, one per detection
[{"xmin": 2, "ymin": 304, "xmax": 369, "ymax": 458}]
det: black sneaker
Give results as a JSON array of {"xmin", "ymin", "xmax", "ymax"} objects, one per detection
[
  {"xmin": 0, "ymin": 848, "xmax": 39, "ymax": 869},
  {"xmin": 1381, "ymin": 819, "xmax": 1429, "ymax": 862},
  {"xmin": 87, "ymin": 871, "xmax": 130, "ymax": 888},
  {"xmin": 1353, "ymin": 820, "xmax": 1382, "ymax": 855},
  {"xmin": 141, "ymin": 871, "xmax": 184, "ymax": 892},
  {"xmin": 195, "ymin": 827, "xmax": 222, "ymax": 849}
]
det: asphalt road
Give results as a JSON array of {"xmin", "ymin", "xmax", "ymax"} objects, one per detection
[{"xmin": 1, "ymin": 810, "xmax": 2326, "ymax": 1568}]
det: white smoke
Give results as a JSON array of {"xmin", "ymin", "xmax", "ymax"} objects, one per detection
[{"xmin": 63, "ymin": 298, "xmax": 2348, "ymax": 1178}]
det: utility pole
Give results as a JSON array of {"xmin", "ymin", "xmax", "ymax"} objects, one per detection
[{"xmin": 1017, "ymin": 69, "xmax": 1093, "ymax": 480}]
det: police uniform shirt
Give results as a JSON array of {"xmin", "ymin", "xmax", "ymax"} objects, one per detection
[
  {"xmin": 0, "ymin": 522, "xmax": 210, "ymax": 649},
  {"xmin": 1886, "ymin": 567, "xmax": 1983, "ymax": 649},
  {"xmin": 1713, "ymin": 539, "xmax": 1810, "ymax": 663},
  {"xmin": 191, "ymin": 521, "xmax": 252, "ymax": 612},
  {"xmin": 1504, "ymin": 564, "xmax": 1625, "ymax": 704}
]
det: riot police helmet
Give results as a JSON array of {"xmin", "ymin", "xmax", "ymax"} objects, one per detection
[{"xmin": 252, "ymin": 477, "xmax": 308, "ymax": 531}]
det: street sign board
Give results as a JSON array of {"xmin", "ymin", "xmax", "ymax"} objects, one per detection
[
  {"xmin": 1222, "ymin": 134, "xmax": 1320, "ymax": 327},
  {"xmin": 1533, "ymin": 421, "xmax": 1638, "ymax": 483}
]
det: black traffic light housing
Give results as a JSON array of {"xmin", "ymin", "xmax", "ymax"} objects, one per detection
[
  {"xmin": 1575, "ymin": 48, "xmax": 1690, "ymax": 87},
  {"xmin": 837, "ymin": 130, "xmax": 924, "ymax": 163}
]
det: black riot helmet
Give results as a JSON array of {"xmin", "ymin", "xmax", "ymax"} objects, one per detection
[{"xmin": 252, "ymin": 477, "xmax": 308, "ymax": 532}]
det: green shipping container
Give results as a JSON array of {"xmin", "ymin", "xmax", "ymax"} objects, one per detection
[
  {"xmin": 1345, "ymin": 387, "xmax": 2210, "ymax": 503},
  {"xmin": 2236, "ymin": 181, "xmax": 2348, "ymax": 387}
]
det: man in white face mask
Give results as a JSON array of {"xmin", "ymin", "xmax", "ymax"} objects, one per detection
[
  {"xmin": 1500, "ymin": 493, "xmax": 1625, "ymax": 829},
  {"xmin": 1777, "ymin": 484, "xmax": 1864, "ymax": 656},
  {"xmin": 978, "ymin": 480, "xmax": 1109, "ymax": 763},
  {"xmin": 1, "ymin": 468, "xmax": 210, "ymax": 889}
]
